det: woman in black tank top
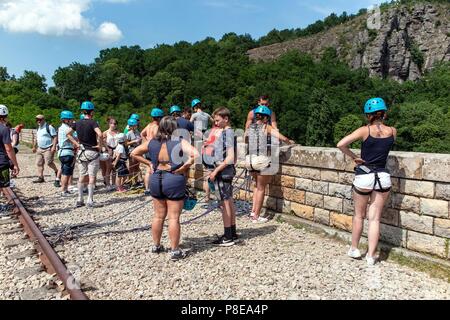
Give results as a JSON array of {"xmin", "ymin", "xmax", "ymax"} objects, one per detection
[
  {"xmin": 130, "ymin": 116, "xmax": 199, "ymax": 261},
  {"xmin": 337, "ymin": 98, "xmax": 397, "ymax": 266}
]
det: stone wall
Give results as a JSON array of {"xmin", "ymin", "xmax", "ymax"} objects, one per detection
[
  {"xmin": 19, "ymin": 129, "xmax": 35, "ymax": 145},
  {"xmin": 189, "ymin": 145, "xmax": 450, "ymax": 260}
]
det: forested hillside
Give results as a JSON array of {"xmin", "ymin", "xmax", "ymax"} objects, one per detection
[{"xmin": 0, "ymin": 0, "xmax": 449, "ymax": 153}]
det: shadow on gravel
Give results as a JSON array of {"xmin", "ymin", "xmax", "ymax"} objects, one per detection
[{"xmin": 182, "ymin": 225, "xmax": 278, "ymax": 257}]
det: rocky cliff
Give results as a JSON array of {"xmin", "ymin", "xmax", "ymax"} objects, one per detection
[{"xmin": 247, "ymin": 3, "xmax": 450, "ymax": 82}]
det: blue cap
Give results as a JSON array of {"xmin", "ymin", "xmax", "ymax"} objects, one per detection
[
  {"xmin": 60, "ymin": 110, "xmax": 74, "ymax": 120},
  {"xmin": 254, "ymin": 105, "xmax": 272, "ymax": 117},
  {"xmin": 128, "ymin": 118, "xmax": 138, "ymax": 126},
  {"xmin": 191, "ymin": 99, "xmax": 201, "ymax": 108},
  {"xmin": 80, "ymin": 101, "xmax": 94, "ymax": 111},
  {"xmin": 170, "ymin": 105, "xmax": 182, "ymax": 114},
  {"xmin": 130, "ymin": 114, "xmax": 140, "ymax": 121},
  {"xmin": 150, "ymin": 108, "xmax": 164, "ymax": 118},
  {"xmin": 364, "ymin": 98, "xmax": 388, "ymax": 114}
]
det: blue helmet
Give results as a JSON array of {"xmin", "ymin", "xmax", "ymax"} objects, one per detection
[
  {"xmin": 364, "ymin": 98, "xmax": 387, "ymax": 114},
  {"xmin": 80, "ymin": 101, "xmax": 94, "ymax": 111},
  {"xmin": 254, "ymin": 105, "xmax": 272, "ymax": 117},
  {"xmin": 150, "ymin": 108, "xmax": 164, "ymax": 118},
  {"xmin": 170, "ymin": 105, "xmax": 182, "ymax": 114},
  {"xmin": 60, "ymin": 110, "xmax": 74, "ymax": 120},
  {"xmin": 130, "ymin": 113, "xmax": 140, "ymax": 121},
  {"xmin": 128, "ymin": 118, "xmax": 138, "ymax": 126},
  {"xmin": 191, "ymin": 99, "xmax": 201, "ymax": 108}
]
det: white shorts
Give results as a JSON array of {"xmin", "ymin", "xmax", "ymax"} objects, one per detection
[{"xmin": 353, "ymin": 172, "xmax": 391, "ymax": 191}]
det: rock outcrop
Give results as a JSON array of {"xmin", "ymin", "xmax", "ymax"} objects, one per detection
[{"xmin": 247, "ymin": 3, "xmax": 450, "ymax": 82}]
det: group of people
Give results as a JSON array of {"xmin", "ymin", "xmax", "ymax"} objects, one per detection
[{"xmin": 0, "ymin": 95, "xmax": 396, "ymax": 265}]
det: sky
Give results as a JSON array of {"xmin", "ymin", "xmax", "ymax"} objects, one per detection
[{"xmin": 0, "ymin": 0, "xmax": 384, "ymax": 87}]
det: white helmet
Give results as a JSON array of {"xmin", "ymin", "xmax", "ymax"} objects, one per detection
[
  {"xmin": 116, "ymin": 133, "xmax": 126, "ymax": 143},
  {"xmin": 0, "ymin": 104, "xmax": 9, "ymax": 116},
  {"xmin": 99, "ymin": 152, "xmax": 110, "ymax": 162}
]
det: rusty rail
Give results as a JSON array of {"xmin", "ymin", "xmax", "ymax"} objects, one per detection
[{"xmin": 2, "ymin": 187, "xmax": 89, "ymax": 300}]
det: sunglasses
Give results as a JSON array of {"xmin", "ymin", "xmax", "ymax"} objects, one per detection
[{"xmin": 36, "ymin": 119, "xmax": 43, "ymax": 122}]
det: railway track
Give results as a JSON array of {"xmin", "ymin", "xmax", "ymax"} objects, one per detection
[{"xmin": 1, "ymin": 187, "xmax": 88, "ymax": 300}]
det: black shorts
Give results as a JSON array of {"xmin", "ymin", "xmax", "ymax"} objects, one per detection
[
  {"xmin": 59, "ymin": 155, "xmax": 75, "ymax": 176},
  {"xmin": 115, "ymin": 160, "xmax": 129, "ymax": 177},
  {"xmin": 150, "ymin": 171, "xmax": 186, "ymax": 201},
  {"xmin": 214, "ymin": 176, "xmax": 233, "ymax": 201},
  {"xmin": 0, "ymin": 165, "xmax": 10, "ymax": 188}
]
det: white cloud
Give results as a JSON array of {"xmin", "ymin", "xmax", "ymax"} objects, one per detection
[
  {"xmin": 0, "ymin": 0, "xmax": 123, "ymax": 44},
  {"xmin": 96, "ymin": 21, "xmax": 123, "ymax": 44}
]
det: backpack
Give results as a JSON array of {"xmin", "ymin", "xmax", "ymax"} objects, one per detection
[
  {"xmin": 38, "ymin": 123, "xmax": 56, "ymax": 137},
  {"xmin": 245, "ymin": 123, "xmax": 271, "ymax": 171}
]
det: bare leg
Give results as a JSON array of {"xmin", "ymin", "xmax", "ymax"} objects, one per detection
[
  {"xmin": 253, "ymin": 175, "xmax": 271, "ymax": 218},
  {"xmin": 367, "ymin": 191, "xmax": 390, "ymax": 257},
  {"xmin": 167, "ymin": 200, "xmax": 183, "ymax": 250},
  {"xmin": 152, "ymin": 199, "xmax": 167, "ymax": 246},
  {"xmin": 48, "ymin": 162, "xmax": 59, "ymax": 177},
  {"xmin": 352, "ymin": 189, "xmax": 371, "ymax": 249}
]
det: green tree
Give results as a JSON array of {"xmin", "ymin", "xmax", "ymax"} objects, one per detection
[{"xmin": 18, "ymin": 71, "xmax": 47, "ymax": 92}]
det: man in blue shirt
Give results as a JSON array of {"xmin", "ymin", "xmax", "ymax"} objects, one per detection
[{"xmin": 32, "ymin": 115, "xmax": 59, "ymax": 185}]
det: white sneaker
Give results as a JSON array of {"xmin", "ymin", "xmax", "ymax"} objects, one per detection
[
  {"xmin": 68, "ymin": 186, "xmax": 78, "ymax": 192},
  {"xmin": 347, "ymin": 247, "xmax": 362, "ymax": 259},
  {"xmin": 366, "ymin": 255, "xmax": 376, "ymax": 266},
  {"xmin": 252, "ymin": 216, "xmax": 268, "ymax": 224}
]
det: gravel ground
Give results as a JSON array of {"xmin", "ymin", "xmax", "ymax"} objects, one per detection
[{"xmin": 1, "ymin": 148, "xmax": 449, "ymax": 300}]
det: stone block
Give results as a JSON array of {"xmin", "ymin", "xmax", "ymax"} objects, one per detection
[
  {"xmin": 434, "ymin": 218, "xmax": 450, "ymax": 238},
  {"xmin": 379, "ymin": 224, "xmax": 407, "ymax": 247},
  {"xmin": 277, "ymin": 199, "xmax": 291, "ymax": 214},
  {"xmin": 320, "ymin": 170, "xmax": 339, "ymax": 183},
  {"xmin": 399, "ymin": 211, "xmax": 433, "ymax": 234},
  {"xmin": 272, "ymin": 175, "xmax": 294, "ymax": 187},
  {"xmin": 281, "ymin": 176, "xmax": 296, "ymax": 188},
  {"xmin": 390, "ymin": 194, "xmax": 420, "ymax": 213},
  {"xmin": 343, "ymin": 199, "xmax": 355, "ymax": 215},
  {"xmin": 330, "ymin": 212, "xmax": 352, "ymax": 231},
  {"xmin": 436, "ymin": 183, "xmax": 450, "ymax": 201},
  {"xmin": 328, "ymin": 183, "xmax": 352, "ymax": 199},
  {"xmin": 422, "ymin": 153, "xmax": 450, "ymax": 183},
  {"xmin": 283, "ymin": 188, "xmax": 306, "ymax": 204},
  {"xmin": 312, "ymin": 181, "xmax": 329, "ymax": 195},
  {"xmin": 381, "ymin": 208, "xmax": 399, "ymax": 226},
  {"xmin": 264, "ymin": 197, "xmax": 278, "ymax": 211},
  {"xmin": 324, "ymin": 196, "xmax": 343, "ymax": 212},
  {"xmin": 391, "ymin": 178, "xmax": 400, "ymax": 193},
  {"xmin": 305, "ymin": 192, "xmax": 324, "ymax": 208},
  {"xmin": 298, "ymin": 167, "xmax": 322, "ymax": 180},
  {"xmin": 420, "ymin": 198, "xmax": 448, "ymax": 218},
  {"xmin": 283, "ymin": 147, "xmax": 347, "ymax": 171},
  {"xmin": 295, "ymin": 178, "xmax": 313, "ymax": 192},
  {"xmin": 407, "ymin": 231, "xmax": 447, "ymax": 258},
  {"xmin": 399, "ymin": 179, "xmax": 435, "ymax": 198},
  {"xmin": 291, "ymin": 203, "xmax": 314, "ymax": 221},
  {"xmin": 339, "ymin": 172, "xmax": 354, "ymax": 185},
  {"xmin": 387, "ymin": 151, "xmax": 424, "ymax": 179},
  {"xmin": 314, "ymin": 208, "xmax": 330, "ymax": 226}
]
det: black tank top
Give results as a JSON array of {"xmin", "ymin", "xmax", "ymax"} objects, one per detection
[
  {"xmin": 361, "ymin": 126, "xmax": 395, "ymax": 169},
  {"xmin": 147, "ymin": 139, "xmax": 184, "ymax": 172}
]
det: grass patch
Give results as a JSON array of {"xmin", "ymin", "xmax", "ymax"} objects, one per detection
[{"xmin": 386, "ymin": 250, "xmax": 450, "ymax": 283}]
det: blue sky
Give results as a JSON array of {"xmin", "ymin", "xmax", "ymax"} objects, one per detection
[{"xmin": 0, "ymin": 0, "xmax": 383, "ymax": 87}]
